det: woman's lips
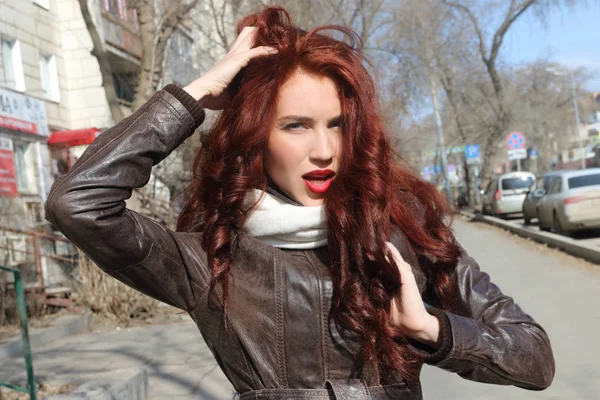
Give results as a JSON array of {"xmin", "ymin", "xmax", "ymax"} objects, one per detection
[
  {"xmin": 302, "ymin": 170, "xmax": 335, "ymax": 194},
  {"xmin": 303, "ymin": 177, "xmax": 333, "ymax": 194}
]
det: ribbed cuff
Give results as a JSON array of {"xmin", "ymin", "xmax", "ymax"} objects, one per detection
[
  {"xmin": 405, "ymin": 307, "xmax": 453, "ymax": 365},
  {"xmin": 163, "ymin": 83, "xmax": 205, "ymax": 128}
]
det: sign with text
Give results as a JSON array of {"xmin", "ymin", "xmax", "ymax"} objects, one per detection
[
  {"xmin": 0, "ymin": 88, "xmax": 48, "ymax": 136},
  {"xmin": 0, "ymin": 136, "xmax": 18, "ymax": 197},
  {"xmin": 508, "ymin": 148, "xmax": 527, "ymax": 161}
]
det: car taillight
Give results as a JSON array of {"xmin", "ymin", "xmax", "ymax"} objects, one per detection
[
  {"xmin": 494, "ymin": 189, "xmax": 501, "ymax": 201},
  {"xmin": 564, "ymin": 195, "xmax": 587, "ymax": 205}
]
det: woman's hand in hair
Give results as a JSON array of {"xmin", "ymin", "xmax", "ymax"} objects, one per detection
[
  {"xmin": 386, "ymin": 242, "xmax": 441, "ymax": 350},
  {"xmin": 183, "ymin": 27, "xmax": 278, "ymax": 110}
]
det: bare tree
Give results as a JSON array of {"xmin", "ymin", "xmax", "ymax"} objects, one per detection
[
  {"xmin": 441, "ymin": 0, "xmax": 576, "ymax": 180},
  {"xmin": 129, "ymin": 0, "xmax": 201, "ymax": 112},
  {"xmin": 77, "ymin": 0, "xmax": 200, "ymax": 121},
  {"xmin": 77, "ymin": 0, "xmax": 125, "ymax": 123}
]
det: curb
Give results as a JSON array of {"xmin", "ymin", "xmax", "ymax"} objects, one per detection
[
  {"xmin": 459, "ymin": 210, "xmax": 600, "ymax": 264},
  {"xmin": 0, "ymin": 310, "xmax": 92, "ymax": 359},
  {"xmin": 46, "ymin": 368, "xmax": 148, "ymax": 400}
]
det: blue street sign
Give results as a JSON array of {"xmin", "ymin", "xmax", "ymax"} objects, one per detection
[
  {"xmin": 465, "ymin": 144, "xmax": 480, "ymax": 164},
  {"xmin": 529, "ymin": 148, "xmax": 538, "ymax": 160}
]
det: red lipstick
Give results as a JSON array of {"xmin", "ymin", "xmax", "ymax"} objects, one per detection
[{"xmin": 302, "ymin": 169, "xmax": 335, "ymax": 194}]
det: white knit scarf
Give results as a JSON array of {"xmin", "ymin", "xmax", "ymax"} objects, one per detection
[{"xmin": 243, "ymin": 189, "xmax": 328, "ymax": 249}]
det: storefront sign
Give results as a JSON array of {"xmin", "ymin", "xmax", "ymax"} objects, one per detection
[
  {"xmin": 0, "ymin": 136, "xmax": 18, "ymax": 197},
  {"xmin": 0, "ymin": 88, "xmax": 48, "ymax": 136}
]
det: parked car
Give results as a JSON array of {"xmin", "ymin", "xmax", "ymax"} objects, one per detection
[
  {"xmin": 537, "ymin": 168, "xmax": 600, "ymax": 235},
  {"xmin": 481, "ymin": 172, "xmax": 536, "ymax": 218},
  {"xmin": 522, "ymin": 171, "xmax": 564, "ymax": 224}
]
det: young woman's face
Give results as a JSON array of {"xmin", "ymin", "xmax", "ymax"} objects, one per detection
[{"xmin": 265, "ymin": 70, "xmax": 342, "ymax": 206}]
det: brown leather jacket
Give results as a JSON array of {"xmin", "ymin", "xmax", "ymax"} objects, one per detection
[{"xmin": 44, "ymin": 86, "xmax": 555, "ymax": 399}]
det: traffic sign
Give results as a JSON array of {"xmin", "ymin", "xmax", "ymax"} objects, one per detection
[
  {"xmin": 508, "ymin": 148, "xmax": 527, "ymax": 160},
  {"xmin": 507, "ymin": 132, "xmax": 526, "ymax": 150},
  {"xmin": 529, "ymin": 148, "xmax": 538, "ymax": 160},
  {"xmin": 465, "ymin": 144, "xmax": 480, "ymax": 164}
]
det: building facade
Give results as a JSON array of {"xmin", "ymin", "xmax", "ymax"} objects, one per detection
[{"xmin": 0, "ymin": 0, "xmax": 198, "ymax": 288}]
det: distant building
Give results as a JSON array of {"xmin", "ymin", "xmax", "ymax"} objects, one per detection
[{"xmin": 0, "ymin": 0, "xmax": 198, "ymax": 288}]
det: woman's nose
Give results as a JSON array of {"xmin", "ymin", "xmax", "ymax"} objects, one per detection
[{"xmin": 309, "ymin": 128, "xmax": 336, "ymax": 162}]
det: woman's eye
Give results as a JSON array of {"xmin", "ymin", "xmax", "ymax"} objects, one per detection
[
  {"xmin": 283, "ymin": 123, "xmax": 304, "ymax": 130},
  {"xmin": 329, "ymin": 119, "xmax": 342, "ymax": 129}
]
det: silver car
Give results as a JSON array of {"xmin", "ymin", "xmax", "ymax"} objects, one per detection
[
  {"xmin": 522, "ymin": 171, "xmax": 564, "ymax": 224},
  {"xmin": 537, "ymin": 168, "xmax": 600, "ymax": 235},
  {"xmin": 481, "ymin": 172, "xmax": 536, "ymax": 218}
]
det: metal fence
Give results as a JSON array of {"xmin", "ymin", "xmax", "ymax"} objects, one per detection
[{"xmin": 0, "ymin": 265, "xmax": 37, "ymax": 400}]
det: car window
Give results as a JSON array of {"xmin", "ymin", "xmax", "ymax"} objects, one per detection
[
  {"xmin": 568, "ymin": 173, "xmax": 600, "ymax": 189},
  {"xmin": 485, "ymin": 181, "xmax": 492, "ymax": 193},
  {"xmin": 549, "ymin": 177, "xmax": 562, "ymax": 194},
  {"xmin": 533, "ymin": 178, "xmax": 543, "ymax": 191},
  {"xmin": 501, "ymin": 176, "xmax": 534, "ymax": 190},
  {"xmin": 543, "ymin": 176, "xmax": 552, "ymax": 192},
  {"xmin": 548, "ymin": 177, "xmax": 557, "ymax": 194}
]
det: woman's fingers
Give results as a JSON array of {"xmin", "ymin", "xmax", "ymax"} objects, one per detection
[
  {"xmin": 230, "ymin": 26, "xmax": 257, "ymax": 52},
  {"xmin": 385, "ymin": 242, "xmax": 417, "ymax": 286},
  {"xmin": 241, "ymin": 46, "xmax": 278, "ymax": 65},
  {"xmin": 183, "ymin": 27, "xmax": 277, "ymax": 108}
]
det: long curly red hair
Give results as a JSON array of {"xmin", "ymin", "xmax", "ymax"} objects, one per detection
[{"xmin": 177, "ymin": 6, "xmax": 461, "ymax": 383}]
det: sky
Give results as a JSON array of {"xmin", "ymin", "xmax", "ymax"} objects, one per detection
[{"xmin": 502, "ymin": 2, "xmax": 600, "ymax": 91}]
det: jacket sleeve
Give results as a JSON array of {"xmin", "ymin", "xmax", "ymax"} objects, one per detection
[
  {"xmin": 415, "ymin": 249, "xmax": 555, "ymax": 390},
  {"xmin": 44, "ymin": 85, "xmax": 211, "ymax": 312}
]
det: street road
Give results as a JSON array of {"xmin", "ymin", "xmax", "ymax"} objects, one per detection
[
  {"xmin": 421, "ymin": 217, "xmax": 600, "ymax": 399},
  {"xmin": 504, "ymin": 215, "xmax": 600, "ymax": 251}
]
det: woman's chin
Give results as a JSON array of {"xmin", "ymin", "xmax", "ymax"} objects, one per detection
[{"xmin": 298, "ymin": 191, "xmax": 326, "ymax": 207}]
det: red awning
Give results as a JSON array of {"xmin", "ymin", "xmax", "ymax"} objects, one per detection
[{"xmin": 48, "ymin": 128, "xmax": 101, "ymax": 148}]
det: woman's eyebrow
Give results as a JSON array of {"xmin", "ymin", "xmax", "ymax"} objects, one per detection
[
  {"xmin": 278, "ymin": 115, "xmax": 342, "ymax": 123},
  {"xmin": 278, "ymin": 115, "xmax": 313, "ymax": 123}
]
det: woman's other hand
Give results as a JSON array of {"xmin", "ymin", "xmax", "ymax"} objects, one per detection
[
  {"xmin": 183, "ymin": 26, "xmax": 277, "ymax": 110},
  {"xmin": 386, "ymin": 242, "xmax": 441, "ymax": 349}
]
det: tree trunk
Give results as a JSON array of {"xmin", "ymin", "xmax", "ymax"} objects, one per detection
[
  {"xmin": 131, "ymin": 0, "xmax": 200, "ymax": 112},
  {"xmin": 77, "ymin": 0, "xmax": 125, "ymax": 124},
  {"xmin": 131, "ymin": 0, "xmax": 157, "ymax": 112}
]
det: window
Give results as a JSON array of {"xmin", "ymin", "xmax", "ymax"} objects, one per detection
[
  {"xmin": 39, "ymin": 54, "xmax": 60, "ymax": 101},
  {"xmin": 103, "ymin": 0, "xmax": 138, "ymax": 30},
  {"xmin": 33, "ymin": 0, "xmax": 50, "ymax": 10},
  {"xmin": 26, "ymin": 202, "xmax": 43, "ymax": 226},
  {"xmin": 112, "ymin": 73, "xmax": 136, "ymax": 105},
  {"xmin": 14, "ymin": 142, "xmax": 30, "ymax": 192},
  {"xmin": 13, "ymin": 142, "xmax": 37, "ymax": 194},
  {"xmin": 568, "ymin": 174, "xmax": 600, "ymax": 189},
  {"xmin": 1, "ymin": 38, "xmax": 25, "ymax": 91},
  {"xmin": 501, "ymin": 176, "xmax": 534, "ymax": 190},
  {"xmin": 549, "ymin": 177, "xmax": 562, "ymax": 194},
  {"xmin": 105, "ymin": 0, "xmax": 121, "ymax": 17}
]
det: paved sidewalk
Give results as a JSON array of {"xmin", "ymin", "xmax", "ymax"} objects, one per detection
[{"xmin": 0, "ymin": 321, "xmax": 234, "ymax": 400}]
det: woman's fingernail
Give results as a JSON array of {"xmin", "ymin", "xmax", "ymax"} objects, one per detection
[{"xmin": 268, "ymin": 48, "xmax": 279, "ymax": 54}]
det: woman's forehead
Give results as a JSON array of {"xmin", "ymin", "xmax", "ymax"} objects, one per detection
[{"xmin": 274, "ymin": 70, "xmax": 341, "ymax": 118}]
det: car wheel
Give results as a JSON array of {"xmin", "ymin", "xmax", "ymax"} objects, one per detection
[
  {"xmin": 553, "ymin": 212, "xmax": 571, "ymax": 237},
  {"xmin": 523, "ymin": 209, "xmax": 531, "ymax": 225},
  {"xmin": 538, "ymin": 209, "xmax": 550, "ymax": 231}
]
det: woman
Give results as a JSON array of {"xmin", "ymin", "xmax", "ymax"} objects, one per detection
[{"xmin": 45, "ymin": 7, "xmax": 554, "ymax": 399}]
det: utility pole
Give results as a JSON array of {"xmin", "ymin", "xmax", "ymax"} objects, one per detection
[
  {"xmin": 547, "ymin": 67, "xmax": 585, "ymax": 170},
  {"xmin": 428, "ymin": 67, "xmax": 453, "ymax": 207},
  {"xmin": 569, "ymin": 70, "xmax": 585, "ymax": 170}
]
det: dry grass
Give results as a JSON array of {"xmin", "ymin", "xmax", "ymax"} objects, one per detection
[
  {"xmin": 75, "ymin": 252, "xmax": 159, "ymax": 326},
  {"xmin": 0, "ymin": 382, "xmax": 77, "ymax": 400}
]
